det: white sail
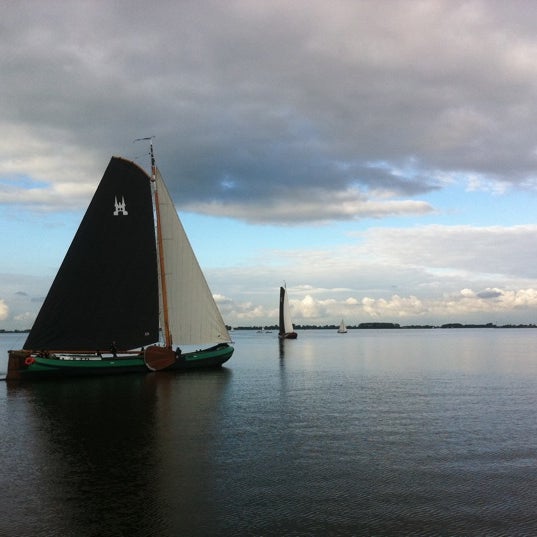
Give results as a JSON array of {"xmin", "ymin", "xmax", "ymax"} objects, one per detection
[
  {"xmin": 155, "ymin": 168, "xmax": 231, "ymax": 345},
  {"xmin": 338, "ymin": 319, "xmax": 347, "ymax": 333},
  {"xmin": 282, "ymin": 289, "xmax": 295, "ymax": 334}
]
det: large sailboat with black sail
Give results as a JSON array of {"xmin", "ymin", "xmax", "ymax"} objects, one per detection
[{"xmin": 7, "ymin": 139, "xmax": 233, "ymax": 380}]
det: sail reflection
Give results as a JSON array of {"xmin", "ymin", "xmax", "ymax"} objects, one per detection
[
  {"xmin": 5, "ymin": 369, "xmax": 230, "ymax": 536},
  {"xmin": 278, "ymin": 337, "xmax": 285, "ymax": 365}
]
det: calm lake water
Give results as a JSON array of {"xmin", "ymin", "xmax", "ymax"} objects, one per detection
[{"xmin": 2, "ymin": 328, "xmax": 537, "ymax": 536}]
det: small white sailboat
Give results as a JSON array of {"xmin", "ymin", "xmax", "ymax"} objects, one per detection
[{"xmin": 337, "ymin": 319, "xmax": 348, "ymax": 333}]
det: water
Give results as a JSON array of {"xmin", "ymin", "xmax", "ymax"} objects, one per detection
[{"xmin": 2, "ymin": 329, "xmax": 537, "ymax": 536}]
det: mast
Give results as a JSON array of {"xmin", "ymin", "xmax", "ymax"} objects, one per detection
[
  {"xmin": 151, "ymin": 142, "xmax": 173, "ymax": 347},
  {"xmin": 136, "ymin": 137, "xmax": 172, "ymax": 348}
]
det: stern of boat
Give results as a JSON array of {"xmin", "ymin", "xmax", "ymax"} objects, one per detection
[
  {"xmin": 144, "ymin": 345, "xmax": 177, "ymax": 371},
  {"xmin": 6, "ymin": 350, "xmax": 32, "ymax": 380}
]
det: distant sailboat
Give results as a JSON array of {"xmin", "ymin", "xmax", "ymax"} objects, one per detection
[
  {"xmin": 337, "ymin": 319, "xmax": 348, "ymax": 333},
  {"xmin": 278, "ymin": 286, "xmax": 297, "ymax": 339},
  {"xmin": 7, "ymin": 141, "xmax": 233, "ymax": 380}
]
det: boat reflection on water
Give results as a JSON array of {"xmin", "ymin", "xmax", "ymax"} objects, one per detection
[
  {"xmin": 4, "ymin": 369, "xmax": 231, "ymax": 536},
  {"xmin": 278, "ymin": 337, "xmax": 285, "ymax": 365}
]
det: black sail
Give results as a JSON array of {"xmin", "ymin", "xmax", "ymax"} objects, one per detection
[
  {"xmin": 279, "ymin": 286, "xmax": 285, "ymax": 336},
  {"xmin": 25, "ymin": 157, "xmax": 159, "ymax": 351}
]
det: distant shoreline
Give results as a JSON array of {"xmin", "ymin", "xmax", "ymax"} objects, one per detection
[
  {"xmin": 234, "ymin": 322, "xmax": 537, "ymax": 330},
  {"xmin": 2, "ymin": 323, "xmax": 537, "ymax": 334}
]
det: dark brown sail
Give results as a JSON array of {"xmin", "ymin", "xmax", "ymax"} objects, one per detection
[
  {"xmin": 278, "ymin": 286, "xmax": 286, "ymax": 337},
  {"xmin": 24, "ymin": 157, "xmax": 159, "ymax": 351},
  {"xmin": 279, "ymin": 285, "xmax": 297, "ymax": 339}
]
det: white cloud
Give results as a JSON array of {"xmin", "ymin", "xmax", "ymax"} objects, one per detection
[
  {"xmin": 204, "ymin": 224, "xmax": 537, "ymax": 326},
  {"xmin": 187, "ymin": 192, "xmax": 434, "ymax": 224},
  {"xmin": 14, "ymin": 312, "xmax": 35, "ymax": 324},
  {"xmin": 355, "ymin": 224, "xmax": 537, "ymax": 279},
  {"xmin": 361, "ymin": 295, "xmax": 426, "ymax": 318},
  {"xmin": 218, "ymin": 284, "xmax": 537, "ymax": 326},
  {"xmin": 0, "ymin": 300, "xmax": 8, "ymax": 321},
  {"xmin": 359, "ymin": 288, "xmax": 537, "ymax": 320}
]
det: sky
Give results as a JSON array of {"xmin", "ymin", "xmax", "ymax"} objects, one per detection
[{"xmin": 2, "ymin": 0, "xmax": 537, "ymax": 330}]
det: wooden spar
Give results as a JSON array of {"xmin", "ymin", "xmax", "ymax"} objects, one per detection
[
  {"xmin": 21, "ymin": 349, "xmax": 142, "ymax": 354},
  {"xmin": 149, "ymin": 141, "xmax": 172, "ymax": 348}
]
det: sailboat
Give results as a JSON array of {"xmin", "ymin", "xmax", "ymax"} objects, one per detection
[
  {"xmin": 278, "ymin": 286, "xmax": 297, "ymax": 339},
  {"xmin": 7, "ymin": 141, "xmax": 233, "ymax": 380},
  {"xmin": 337, "ymin": 319, "xmax": 348, "ymax": 333}
]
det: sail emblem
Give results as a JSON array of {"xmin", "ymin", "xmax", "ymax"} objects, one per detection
[{"xmin": 113, "ymin": 196, "xmax": 129, "ymax": 216}]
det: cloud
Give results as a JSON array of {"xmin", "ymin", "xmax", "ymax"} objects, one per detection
[
  {"xmin": 3, "ymin": 1, "xmax": 537, "ymax": 222},
  {"xmin": 14, "ymin": 312, "xmax": 35, "ymax": 324},
  {"xmin": 354, "ymin": 224, "xmax": 537, "ymax": 280},
  {"xmin": 476, "ymin": 289, "xmax": 503, "ymax": 299},
  {"xmin": 4, "ymin": 222, "xmax": 537, "ymax": 328},
  {"xmin": 205, "ymin": 223, "xmax": 537, "ymax": 325},
  {"xmin": 357, "ymin": 287, "xmax": 537, "ymax": 320},
  {"xmin": 187, "ymin": 189, "xmax": 434, "ymax": 224},
  {"xmin": 0, "ymin": 273, "xmax": 54, "ymax": 329},
  {"xmin": 362, "ymin": 295, "xmax": 426, "ymax": 318},
  {"xmin": 0, "ymin": 299, "xmax": 8, "ymax": 321},
  {"xmin": 219, "ymin": 285, "xmax": 537, "ymax": 326},
  {"xmin": 289, "ymin": 287, "xmax": 537, "ymax": 323}
]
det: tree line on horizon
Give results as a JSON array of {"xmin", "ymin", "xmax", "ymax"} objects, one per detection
[
  {"xmin": 232, "ymin": 322, "xmax": 537, "ymax": 330},
  {"xmin": 2, "ymin": 322, "xmax": 537, "ymax": 334}
]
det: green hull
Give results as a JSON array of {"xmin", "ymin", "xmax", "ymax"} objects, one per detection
[{"xmin": 6, "ymin": 344, "xmax": 233, "ymax": 381}]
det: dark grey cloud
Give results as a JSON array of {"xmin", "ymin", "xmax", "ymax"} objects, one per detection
[
  {"xmin": 477, "ymin": 290, "xmax": 503, "ymax": 299},
  {"xmin": 3, "ymin": 0, "xmax": 537, "ymax": 222}
]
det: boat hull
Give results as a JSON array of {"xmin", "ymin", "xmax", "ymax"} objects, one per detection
[
  {"xmin": 6, "ymin": 344, "xmax": 234, "ymax": 381},
  {"xmin": 144, "ymin": 343, "xmax": 233, "ymax": 372},
  {"xmin": 279, "ymin": 332, "xmax": 298, "ymax": 339}
]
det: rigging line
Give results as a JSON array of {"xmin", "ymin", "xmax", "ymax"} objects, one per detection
[{"xmin": 133, "ymin": 136, "xmax": 156, "ymax": 168}]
